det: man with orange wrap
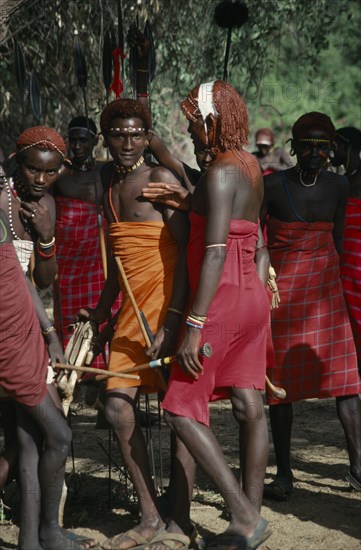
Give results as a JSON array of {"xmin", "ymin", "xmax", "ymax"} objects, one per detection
[{"xmin": 79, "ymin": 98, "xmax": 189, "ymax": 550}]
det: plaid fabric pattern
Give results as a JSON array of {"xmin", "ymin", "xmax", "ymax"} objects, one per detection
[
  {"xmin": 266, "ymin": 216, "xmax": 360, "ymax": 404},
  {"xmin": 340, "ymin": 198, "xmax": 361, "ymax": 360},
  {"xmin": 54, "ymin": 196, "xmax": 120, "ymax": 369}
]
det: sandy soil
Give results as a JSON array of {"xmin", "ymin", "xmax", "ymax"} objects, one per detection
[{"xmin": 1, "ymin": 393, "xmax": 360, "ymax": 549}]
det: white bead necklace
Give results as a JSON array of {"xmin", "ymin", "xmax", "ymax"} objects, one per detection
[
  {"xmin": 5, "ymin": 178, "xmax": 30, "ymax": 240},
  {"xmin": 296, "ymin": 166, "xmax": 319, "ymax": 187}
]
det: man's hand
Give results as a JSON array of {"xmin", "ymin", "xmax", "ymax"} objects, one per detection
[
  {"xmin": 127, "ymin": 24, "xmax": 149, "ymax": 62},
  {"xmin": 176, "ymin": 328, "xmax": 203, "ymax": 380},
  {"xmin": 268, "ymin": 265, "xmax": 281, "ymax": 309},
  {"xmin": 77, "ymin": 307, "xmax": 108, "ymax": 325},
  {"xmin": 20, "ymin": 197, "xmax": 53, "ymax": 242},
  {"xmin": 142, "ymin": 182, "xmax": 191, "ymax": 211}
]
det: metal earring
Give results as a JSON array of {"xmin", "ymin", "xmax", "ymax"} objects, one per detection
[
  {"xmin": 290, "ymin": 148, "xmax": 295, "ymax": 156},
  {"xmin": 329, "ymin": 150, "xmax": 335, "ymax": 159}
]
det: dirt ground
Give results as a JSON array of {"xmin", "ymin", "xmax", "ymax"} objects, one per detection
[{"xmin": 1, "ymin": 392, "xmax": 360, "ymax": 550}]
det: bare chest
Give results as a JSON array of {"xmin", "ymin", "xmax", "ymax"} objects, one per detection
[{"xmin": 106, "ymin": 174, "xmax": 163, "ymax": 223}]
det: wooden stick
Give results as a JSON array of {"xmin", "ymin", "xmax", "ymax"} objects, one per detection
[
  {"xmin": 266, "ymin": 375, "xmax": 286, "ymax": 400},
  {"xmin": 55, "ymin": 363, "xmax": 140, "ymax": 380},
  {"xmin": 98, "ymin": 225, "xmax": 108, "ymax": 280},
  {"xmin": 114, "ymin": 256, "xmax": 152, "ymax": 348}
]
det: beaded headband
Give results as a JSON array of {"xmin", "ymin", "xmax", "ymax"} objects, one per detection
[
  {"xmin": 106, "ymin": 127, "xmax": 146, "ymax": 134},
  {"xmin": 297, "ymin": 138, "xmax": 331, "ymax": 143},
  {"xmin": 68, "ymin": 127, "xmax": 96, "ymax": 137},
  {"xmin": 17, "ymin": 140, "xmax": 66, "ymax": 157}
]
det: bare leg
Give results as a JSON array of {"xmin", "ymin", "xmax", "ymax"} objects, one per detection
[
  {"xmin": 141, "ymin": 437, "xmax": 196, "ymax": 550},
  {"xmin": 16, "ymin": 405, "xmax": 43, "ymax": 550},
  {"xmin": 0, "ymin": 399, "xmax": 18, "ymax": 490},
  {"xmin": 232, "ymin": 388, "xmax": 269, "ymax": 512},
  {"xmin": 19, "ymin": 389, "xmax": 84, "ymax": 550},
  {"xmin": 336, "ymin": 395, "xmax": 361, "ymax": 482},
  {"xmin": 164, "ymin": 411, "xmax": 262, "ymax": 539},
  {"xmin": 102, "ymin": 389, "xmax": 165, "ymax": 550}
]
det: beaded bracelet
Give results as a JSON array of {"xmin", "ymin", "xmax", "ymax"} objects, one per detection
[
  {"xmin": 137, "ymin": 92, "xmax": 149, "ymax": 97},
  {"xmin": 37, "ymin": 243, "xmax": 56, "ymax": 259},
  {"xmin": 189, "ymin": 311, "xmax": 207, "ymax": 323},
  {"xmin": 42, "ymin": 326, "xmax": 57, "ymax": 336},
  {"xmin": 38, "ymin": 237, "xmax": 55, "ymax": 249},
  {"xmin": 168, "ymin": 307, "xmax": 183, "ymax": 316},
  {"xmin": 185, "ymin": 320, "xmax": 204, "ymax": 330},
  {"xmin": 136, "ymin": 68, "xmax": 149, "ymax": 73}
]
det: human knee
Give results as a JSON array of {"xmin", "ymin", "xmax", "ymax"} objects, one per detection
[
  {"xmin": 164, "ymin": 410, "xmax": 186, "ymax": 434},
  {"xmin": 51, "ymin": 421, "xmax": 72, "ymax": 458},
  {"xmin": 104, "ymin": 395, "xmax": 136, "ymax": 430},
  {"xmin": 231, "ymin": 390, "xmax": 265, "ymax": 424}
]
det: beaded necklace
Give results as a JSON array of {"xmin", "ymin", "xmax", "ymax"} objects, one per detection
[
  {"xmin": 295, "ymin": 165, "xmax": 320, "ymax": 187},
  {"xmin": 115, "ymin": 156, "xmax": 144, "ymax": 174},
  {"xmin": 5, "ymin": 178, "xmax": 32, "ymax": 240}
]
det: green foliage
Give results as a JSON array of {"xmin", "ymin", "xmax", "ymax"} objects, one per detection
[{"xmin": 0, "ymin": 0, "xmax": 359, "ymax": 164}]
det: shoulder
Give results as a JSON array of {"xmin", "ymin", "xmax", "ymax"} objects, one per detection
[
  {"xmin": 324, "ymin": 170, "xmax": 349, "ymax": 197},
  {"xmin": 264, "ymin": 169, "xmax": 283, "ymax": 188},
  {"xmin": 149, "ymin": 164, "xmax": 180, "ymax": 185}
]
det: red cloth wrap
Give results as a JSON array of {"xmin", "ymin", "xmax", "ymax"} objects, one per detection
[
  {"xmin": 340, "ymin": 198, "xmax": 361, "ymax": 360},
  {"xmin": 54, "ymin": 196, "xmax": 121, "ymax": 368},
  {"xmin": 266, "ymin": 216, "xmax": 360, "ymax": 404},
  {"xmin": 0, "ymin": 243, "xmax": 48, "ymax": 406},
  {"xmin": 162, "ymin": 212, "xmax": 270, "ymax": 426}
]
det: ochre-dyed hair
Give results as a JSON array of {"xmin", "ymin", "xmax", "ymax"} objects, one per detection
[
  {"xmin": 181, "ymin": 80, "xmax": 248, "ymax": 152},
  {"xmin": 100, "ymin": 99, "xmax": 151, "ymax": 133},
  {"xmin": 16, "ymin": 126, "xmax": 66, "ymax": 156},
  {"xmin": 292, "ymin": 112, "xmax": 335, "ymax": 141}
]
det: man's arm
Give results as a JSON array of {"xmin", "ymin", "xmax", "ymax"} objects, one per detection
[
  {"xmin": 145, "ymin": 167, "xmax": 190, "ymax": 358},
  {"xmin": 31, "ymin": 194, "xmax": 58, "ymax": 288}
]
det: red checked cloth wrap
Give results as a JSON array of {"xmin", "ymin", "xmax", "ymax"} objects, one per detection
[
  {"xmin": 0, "ymin": 244, "xmax": 48, "ymax": 406},
  {"xmin": 266, "ymin": 216, "xmax": 360, "ymax": 404},
  {"xmin": 54, "ymin": 196, "xmax": 121, "ymax": 368},
  {"xmin": 340, "ymin": 198, "xmax": 361, "ymax": 361}
]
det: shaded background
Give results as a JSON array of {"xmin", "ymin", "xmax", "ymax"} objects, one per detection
[{"xmin": 0, "ymin": 0, "xmax": 360, "ymax": 165}]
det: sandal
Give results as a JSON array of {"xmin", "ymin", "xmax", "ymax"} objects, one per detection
[
  {"xmin": 136, "ymin": 531, "xmax": 193, "ymax": 549},
  {"xmin": 346, "ymin": 471, "xmax": 361, "ymax": 491},
  {"xmin": 102, "ymin": 527, "xmax": 165, "ymax": 550},
  {"xmin": 206, "ymin": 518, "xmax": 271, "ymax": 550}
]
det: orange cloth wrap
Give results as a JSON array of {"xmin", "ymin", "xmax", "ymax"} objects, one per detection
[{"xmin": 107, "ymin": 221, "xmax": 178, "ymax": 392}]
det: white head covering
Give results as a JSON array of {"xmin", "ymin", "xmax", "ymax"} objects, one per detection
[
  {"xmin": 197, "ymin": 81, "xmax": 218, "ymax": 143},
  {"xmin": 197, "ymin": 81, "xmax": 218, "ymax": 122}
]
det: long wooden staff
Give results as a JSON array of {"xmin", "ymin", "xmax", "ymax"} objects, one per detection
[
  {"xmin": 55, "ymin": 362, "xmax": 139, "ymax": 380},
  {"xmin": 74, "ymin": 36, "xmax": 108, "ymax": 279},
  {"xmin": 113, "ymin": 255, "xmax": 170, "ymax": 390}
]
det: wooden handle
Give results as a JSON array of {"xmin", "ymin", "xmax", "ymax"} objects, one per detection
[
  {"xmin": 266, "ymin": 375, "xmax": 286, "ymax": 400},
  {"xmin": 114, "ymin": 256, "xmax": 152, "ymax": 348}
]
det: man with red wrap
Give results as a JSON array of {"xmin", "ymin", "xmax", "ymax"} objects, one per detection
[{"xmin": 261, "ymin": 112, "xmax": 361, "ymax": 500}]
